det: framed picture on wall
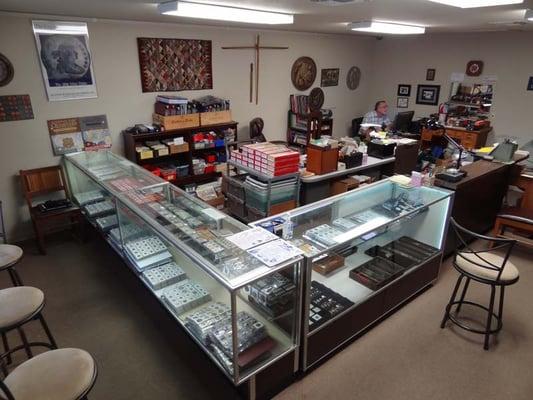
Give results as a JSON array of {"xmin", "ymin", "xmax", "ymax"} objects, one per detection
[
  {"xmin": 426, "ymin": 68, "xmax": 436, "ymax": 81},
  {"xmin": 321, "ymin": 68, "xmax": 340, "ymax": 87},
  {"xmin": 397, "ymin": 84, "xmax": 411, "ymax": 97},
  {"xmin": 527, "ymin": 77, "xmax": 533, "ymax": 91},
  {"xmin": 397, "ymin": 97, "xmax": 409, "ymax": 109},
  {"xmin": 416, "ymin": 84, "xmax": 440, "ymax": 106}
]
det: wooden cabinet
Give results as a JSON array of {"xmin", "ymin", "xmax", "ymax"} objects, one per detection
[{"xmin": 421, "ymin": 126, "xmax": 491, "ymax": 150}]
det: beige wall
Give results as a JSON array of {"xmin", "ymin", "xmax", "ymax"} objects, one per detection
[
  {"xmin": 2, "ymin": 14, "xmax": 533, "ymax": 243},
  {"xmin": 0, "ymin": 14, "xmax": 375, "ymax": 241},
  {"xmin": 368, "ymin": 31, "xmax": 533, "ymax": 146}
]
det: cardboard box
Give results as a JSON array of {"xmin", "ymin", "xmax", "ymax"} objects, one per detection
[
  {"xmin": 167, "ymin": 142, "xmax": 189, "ymax": 154},
  {"xmin": 153, "ymin": 113, "xmax": 200, "ymax": 130},
  {"xmin": 200, "ymin": 110, "xmax": 232, "ymax": 126}
]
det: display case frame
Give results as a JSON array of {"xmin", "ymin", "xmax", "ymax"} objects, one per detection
[
  {"xmin": 251, "ymin": 179, "xmax": 453, "ymax": 371},
  {"xmin": 63, "ymin": 151, "xmax": 304, "ymax": 392}
]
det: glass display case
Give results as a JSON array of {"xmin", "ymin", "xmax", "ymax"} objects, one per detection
[
  {"xmin": 251, "ymin": 179, "xmax": 453, "ymax": 370},
  {"xmin": 63, "ymin": 151, "xmax": 303, "ymax": 389}
]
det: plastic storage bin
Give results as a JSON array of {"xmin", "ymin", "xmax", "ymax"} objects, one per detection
[{"xmin": 244, "ymin": 177, "xmax": 297, "ymax": 213}]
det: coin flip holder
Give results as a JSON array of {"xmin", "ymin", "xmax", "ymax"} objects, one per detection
[
  {"xmin": 162, "ymin": 279, "xmax": 211, "ymax": 315},
  {"xmin": 309, "ymin": 281, "xmax": 354, "ymax": 331},
  {"xmin": 143, "ymin": 262, "xmax": 187, "ymax": 290},
  {"xmin": 96, "ymin": 214, "xmax": 118, "ymax": 232},
  {"xmin": 109, "ymin": 224, "xmax": 143, "ymax": 245},
  {"xmin": 74, "ymin": 190, "xmax": 105, "ymax": 206},
  {"xmin": 218, "ymin": 256, "xmax": 259, "ymax": 279},
  {"xmin": 185, "ymin": 302, "xmax": 231, "ymax": 344},
  {"xmin": 83, "ymin": 200, "xmax": 114, "ymax": 218}
]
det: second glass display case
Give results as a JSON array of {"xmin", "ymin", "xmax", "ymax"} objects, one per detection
[{"xmin": 252, "ymin": 179, "xmax": 453, "ymax": 370}]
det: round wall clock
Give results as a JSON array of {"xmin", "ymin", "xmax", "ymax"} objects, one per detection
[
  {"xmin": 466, "ymin": 60, "xmax": 483, "ymax": 77},
  {"xmin": 346, "ymin": 66, "xmax": 361, "ymax": 90},
  {"xmin": 0, "ymin": 53, "xmax": 14, "ymax": 87},
  {"xmin": 291, "ymin": 57, "xmax": 317, "ymax": 91},
  {"xmin": 309, "ymin": 87, "xmax": 325, "ymax": 111}
]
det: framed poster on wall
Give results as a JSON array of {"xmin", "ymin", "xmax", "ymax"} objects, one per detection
[{"xmin": 32, "ymin": 20, "xmax": 98, "ymax": 101}]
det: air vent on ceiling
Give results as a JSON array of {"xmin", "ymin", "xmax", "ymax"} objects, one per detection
[{"xmin": 310, "ymin": 0, "xmax": 372, "ymax": 5}]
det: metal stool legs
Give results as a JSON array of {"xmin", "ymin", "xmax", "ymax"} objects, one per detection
[
  {"xmin": 0, "ymin": 312, "xmax": 58, "ymax": 374},
  {"xmin": 441, "ymin": 274, "xmax": 505, "ymax": 350}
]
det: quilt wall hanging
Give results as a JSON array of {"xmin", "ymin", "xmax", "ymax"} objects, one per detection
[{"xmin": 137, "ymin": 37, "xmax": 213, "ymax": 92}]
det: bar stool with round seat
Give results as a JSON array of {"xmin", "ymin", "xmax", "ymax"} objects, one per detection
[
  {"xmin": 0, "ymin": 348, "xmax": 97, "ymax": 400},
  {"xmin": 440, "ymin": 218, "xmax": 518, "ymax": 350},
  {"xmin": 0, "ymin": 287, "xmax": 57, "ymax": 373},
  {"xmin": 0, "ymin": 245, "xmax": 24, "ymax": 287}
]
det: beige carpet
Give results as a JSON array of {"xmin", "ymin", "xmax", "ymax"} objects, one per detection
[{"xmin": 3, "ymin": 233, "xmax": 533, "ymax": 400}]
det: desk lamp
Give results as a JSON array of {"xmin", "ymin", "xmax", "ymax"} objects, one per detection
[{"xmin": 427, "ymin": 119, "xmax": 468, "ymax": 182}]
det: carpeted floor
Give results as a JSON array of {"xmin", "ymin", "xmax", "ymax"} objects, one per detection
[{"xmin": 3, "ymin": 233, "xmax": 533, "ymax": 400}]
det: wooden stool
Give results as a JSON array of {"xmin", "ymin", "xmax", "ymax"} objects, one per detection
[
  {"xmin": 0, "ymin": 348, "xmax": 97, "ymax": 400},
  {"xmin": 0, "ymin": 245, "xmax": 24, "ymax": 286},
  {"xmin": 0, "ymin": 287, "xmax": 57, "ymax": 374}
]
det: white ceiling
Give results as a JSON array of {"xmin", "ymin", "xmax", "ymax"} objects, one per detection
[{"xmin": 1, "ymin": 0, "xmax": 532, "ymax": 35}]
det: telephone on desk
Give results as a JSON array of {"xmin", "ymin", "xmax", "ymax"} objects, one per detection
[{"xmin": 37, "ymin": 199, "xmax": 72, "ymax": 213}]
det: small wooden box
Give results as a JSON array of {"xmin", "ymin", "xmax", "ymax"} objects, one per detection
[
  {"xmin": 312, "ymin": 254, "xmax": 345, "ymax": 276},
  {"xmin": 200, "ymin": 110, "xmax": 232, "ymax": 126},
  {"xmin": 270, "ymin": 200, "xmax": 297, "ymax": 215},
  {"xmin": 153, "ymin": 113, "xmax": 200, "ymax": 130},
  {"xmin": 205, "ymin": 192, "xmax": 225, "ymax": 210},
  {"xmin": 306, "ymin": 145, "xmax": 338, "ymax": 175},
  {"xmin": 331, "ymin": 177, "xmax": 360, "ymax": 196},
  {"xmin": 167, "ymin": 142, "xmax": 189, "ymax": 154}
]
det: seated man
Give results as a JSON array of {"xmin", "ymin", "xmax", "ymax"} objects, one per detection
[{"xmin": 359, "ymin": 100, "xmax": 392, "ymax": 140}]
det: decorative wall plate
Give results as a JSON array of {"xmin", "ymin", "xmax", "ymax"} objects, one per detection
[
  {"xmin": 0, "ymin": 53, "xmax": 14, "ymax": 87},
  {"xmin": 291, "ymin": 57, "xmax": 317, "ymax": 91},
  {"xmin": 346, "ymin": 66, "xmax": 361, "ymax": 90},
  {"xmin": 466, "ymin": 61, "xmax": 483, "ymax": 77},
  {"xmin": 309, "ymin": 87, "xmax": 325, "ymax": 111}
]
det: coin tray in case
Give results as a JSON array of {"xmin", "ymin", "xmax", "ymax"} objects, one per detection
[
  {"xmin": 96, "ymin": 214, "xmax": 118, "ymax": 232},
  {"xmin": 185, "ymin": 302, "xmax": 231, "ymax": 343},
  {"xmin": 74, "ymin": 190, "xmax": 105, "ymax": 206},
  {"xmin": 349, "ymin": 257, "xmax": 404, "ymax": 291},
  {"xmin": 83, "ymin": 200, "xmax": 115, "ymax": 218},
  {"xmin": 309, "ymin": 281, "xmax": 354, "ymax": 331},
  {"xmin": 142, "ymin": 262, "xmax": 187, "ymax": 290},
  {"xmin": 162, "ymin": 280, "xmax": 211, "ymax": 315}
]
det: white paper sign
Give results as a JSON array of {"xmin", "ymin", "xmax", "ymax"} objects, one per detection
[
  {"xmin": 227, "ymin": 227, "xmax": 279, "ymax": 250},
  {"xmin": 482, "ymin": 75, "xmax": 498, "ymax": 84},
  {"xmin": 247, "ymin": 239, "xmax": 303, "ymax": 267}
]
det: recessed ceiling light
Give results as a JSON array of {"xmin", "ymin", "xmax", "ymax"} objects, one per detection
[
  {"xmin": 158, "ymin": 1, "xmax": 294, "ymax": 25},
  {"xmin": 349, "ymin": 21, "xmax": 426, "ymax": 34},
  {"xmin": 427, "ymin": 0, "xmax": 523, "ymax": 8},
  {"xmin": 526, "ymin": 9, "xmax": 533, "ymax": 21}
]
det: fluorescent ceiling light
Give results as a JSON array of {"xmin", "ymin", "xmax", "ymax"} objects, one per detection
[
  {"xmin": 158, "ymin": 1, "xmax": 294, "ymax": 24},
  {"xmin": 526, "ymin": 9, "xmax": 533, "ymax": 21},
  {"xmin": 427, "ymin": 0, "xmax": 523, "ymax": 8},
  {"xmin": 349, "ymin": 21, "xmax": 425, "ymax": 34}
]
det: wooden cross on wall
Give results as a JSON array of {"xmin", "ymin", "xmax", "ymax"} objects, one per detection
[{"xmin": 222, "ymin": 35, "xmax": 288, "ymax": 104}]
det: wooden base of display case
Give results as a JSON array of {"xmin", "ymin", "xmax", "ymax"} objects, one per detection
[{"xmin": 303, "ymin": 253, "xmax": 442, "ymax": 370}]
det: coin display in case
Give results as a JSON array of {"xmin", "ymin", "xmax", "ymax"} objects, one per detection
[
  {"xmin": 74, "ymin": 190, "xmax": 105, "ymax": 206},
  {"xmin": 142, "ymin": 261, "xmax": 187, "ymax": 290},
  {"xmin": 162, "ymin": 279, "xmax": 211, "ymax": 315}
]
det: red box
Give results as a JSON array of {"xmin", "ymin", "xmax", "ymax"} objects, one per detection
[
  {"xmin": 143, "ymin": 165, "xmax": 162, "ymax": 177},
  {"xmin": 204, "ymin": 164, "xmax": 216, "ymax": 174},
  {"xmin": 160, "ymin": 169, "xmax": 177, "ymax": 181},
  {"xmin": 205, "ymin": 153, "xmax": 217, "ymax": 163}
]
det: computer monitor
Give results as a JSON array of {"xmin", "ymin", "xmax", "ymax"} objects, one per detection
[{"xmin": 392, "ymin": 111, "xmax": 415, "ymax": 133}]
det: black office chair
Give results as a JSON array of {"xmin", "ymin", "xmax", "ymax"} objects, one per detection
[
  {"xmin": 440, "ymin": 218, "xmax": 519, "ymax": 350},
  {"xmin": 351, "ymin": 117, "xmax": 364, "ymax": 138},
  {"xmin": 249, "ymin": 117, "xmax": 266, "ymax": 143}
]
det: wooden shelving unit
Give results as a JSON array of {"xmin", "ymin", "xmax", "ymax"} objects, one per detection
[
  {"xmin": 286, "ymin": 110, "xmax": 333, "ymax": 148},
  {"xmin": 123, "ymin": 121, "xmax": 238, "ymax": 187}
]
